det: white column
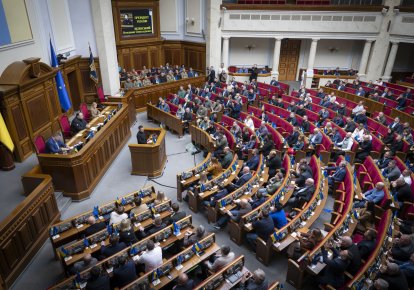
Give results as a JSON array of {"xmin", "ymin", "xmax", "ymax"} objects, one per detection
[
  {"xmin": 271, "ymin": 37, "xmax": 282, "ymax": 80},
  {"xmin": 305, "ymin": 38, "xmax": 319, "ymax": 89},
  {"xmin": 206, "ymin": 0, "xmax": 222, "ymax": 71},
  {"xmin": 90, "ymin": 0, "xmax": 120, "ymax": 95},
  {"xmin": 358, "ymin": 40, "xmax": 373, "ymax": 79},
  {"xmin": 382, "ymin": 41, "xmax": 399, "ymax": 81},
  {"xmin": 222, "ymin": 36, "xmax": 230, "ymax": 69}
]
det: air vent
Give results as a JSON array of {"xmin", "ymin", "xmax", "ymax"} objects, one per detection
[
  {"xmin": 261, "ymin": 15, "xmax": 271, "ymax": 20},
  {"xmin": 322, "ymin": 16, "xmax": 332, "ymax": 21},
  {"xmin": 292, "ymin": 15, "xmax": 301, "ymax": 21},
  {"xmin": 332, "ymin": 16, "xmax": 342, "ymax": 21},
  {"xmin": 353, "ymin": 16, "xmax": 364, "ymax": 22},
  {"xmin": 401, "ymin": 16, "xmax": 414, "ymax": 23},
  {"xmin": 241, "ymin": 14, "xmax": 250, "ymax": 20},
  {"xmin": 229, "ymin": 14, "xmax": 240, "ymax": 20},
  {"xmin": 312, "ymin": 15, "xmax": 322, "ymax": 21},
  {"xmin": 271, "ymin": 15, "xmax": 281, "ymax": 20},
  {"xmin": 363, "ymin": 16, "xmax": 376, "ymax": 22},
  {"xmin": 343, "ymin": 16, "xmax": 353, "ymax": 21},
  {"xmin": 281, "ymin": 15, "xmax": 291, "ymax": 20},
  {"xmin": 302, "ymin": 15, "xmax": 312, "ymax": 21}
]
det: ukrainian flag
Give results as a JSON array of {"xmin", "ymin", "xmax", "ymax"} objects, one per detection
[{"xmin": 0, "ymin": 113, "xmax": 14, "ymax": 152}]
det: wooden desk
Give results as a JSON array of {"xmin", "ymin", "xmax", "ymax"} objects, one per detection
[
  {"xmin": 37, "ymin": 105, "xmax": 131, "ymax": 200},
  {"xmin": 107, "ymin": 93, "xmax": 136, "ymax": 126},
  {"xmin": 147, "ymin": 103, "xmax": 185, "ymax": 137},
  {"xmin": 129, "ymin": 128, "xmax": 167, "ymax": 177}
]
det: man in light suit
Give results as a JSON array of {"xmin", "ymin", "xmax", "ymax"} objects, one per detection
[
  {"xmin": 324, "ymin": 160, "xmax": 347, "ymax": 188},
  {"xmin": 355, "ymin": 182, "xmax": 385, "ymax": 208}
]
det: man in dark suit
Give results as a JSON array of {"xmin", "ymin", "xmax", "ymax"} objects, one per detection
[
  {"xmin": 245, "ymin": 149, "xmax": 260, "ymax": 171},
  {"xmin": 208, "ymin": 66, "xmax": 215, "ymax": 83},
  {"xmin": 100, "ymin": 234, "xmax": 127, "ymax": 258},
  {"xmin": 228, "ymin": 166, "xmax": 252, "ymax": 192},
  {"xmin": 286, "ymin": 178, "xmax": 315, "ymax": 208},
  {"xmin": 45, "ymin": 132, "xmax": 69, "ymax": 154},
  {"xmin": 391, "ymin": 178, "xmax": 413, "ymax": 208},
  {"xmin": 139, "ymin": 216, "xmax": 167, "ymax": 238},
  {"xmin": 324, "ymin": 161, "xmax": 347, "ymax": 188},
  {"xmin": 167, "ymin": 203, "xmax": 186, "ymax": 225},
  {"xmin": 392, "ymin": 252, "xmax": 414, "ymax": 288},
  {"xmin": 377, "ymin": 151, "xmax": 393, "ymax": 169},
  {"xmin": 387, "ymin": 134, "xmax": 403, "ymax": 156},
  {"xmin": 389, "ymin": 117, "xmax": 403, "ymax": 134},
  {"xmin": 113, "ymin": 256, "xmax": 137, "ymax": 288},
  {"xmin": 84, "ymin": 216, "xmax": 106, "ymax": 237},
  {"xmin": 136, "ymin": 125, "xmax": 146, "ymax": 144},
  {"xmin": 377, "ymin": 262, "xmax": 409, "ymax": 290},
  {"xmin": 86, "ymin": 266, "xmax": 110, "ymax": 290},
  {"xmin": 246, "ymin": 209, "xmax": 274, "ymax": 250},
  {"xmin": 270, "ymin": 77, "xmax": 280, "ymax": 88},
  {"xmin": 173, "ymin": 273, "xmax": 195, "ymax": 290},
  {"xmin": 286, "ymin": 113, "xmax": 298, "ymax": 126},
  {"xmin": 354, "ymin": 135, "xmax": 372, "ymax": 163},
  {"xmin": 301, "ymin": 116, "xmax": 310, "ymax": 133},
  {"xmin": 316, "ymin": 247, "xmax": 351, "ymax": 289},
  {"xmin": 286, "ymin": 126, "xmax": 300, "ymax": 147},
  {"xmin": 293, "ymin": 165, "xmax": 313, "ymax": 188},
  {"xmin": 339, "ymin": 236, "xmax": 362, "ymax": 275},
  {"xmin": 357, "ymin": 229, "xmax": 377, "ymax": 260},
  {"xmin": 344, "ymin": 117, "xmax": 356, "ymax": 132},
  {"xmin": 71, "ymin": 112, "xmax": 88, "ymax": 133}
]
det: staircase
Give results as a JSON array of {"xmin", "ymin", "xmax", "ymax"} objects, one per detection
[{"xmin": 54, "ymin": 192, "xmax": 71, "ymax": 214}]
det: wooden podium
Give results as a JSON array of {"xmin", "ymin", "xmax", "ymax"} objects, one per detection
[{"xmin": 128, "ymin": 128, "xmax": 167, "ymax": 177}]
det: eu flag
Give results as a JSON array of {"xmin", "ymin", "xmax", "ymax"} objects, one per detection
[
  {"xmin": 88, "ymin": 44, "xmax": 98, "ymax": 84},
  {"xmin": 49, "ymin": 39, "xmax": 71, "ymax": 112}
]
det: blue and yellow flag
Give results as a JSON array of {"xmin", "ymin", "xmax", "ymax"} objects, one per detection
[
  {"xmin": 92, "ymin": 206, "xmax": 99, "ymax": 218},
  {"xmin": 74, "ymin": 272, "xmax": 82, "ymax": 288},
  {"xmin": 192, "ymin": 242, "xmax": 202, "ymax": 253},
  {"xmin": 88, "ymin": 44, "xmax": 98, "ymax": 84},
  {"xmin": 219, "ymin": 199, "xmax": 226, "ymax": 208},
  {"xmin": 0, "ymin": 113, "xmax": 14, "ymax": 152},
  {"xmin": 50, "ymin": 39, "xmax": 71, "ymax": 112},
  {"xmin": 59, "ymin": 247, "xmax": 69, "ymax": 258},
  {"xmin": 173, "ymin": 222, "xmax": 180, "ymax": 234}
]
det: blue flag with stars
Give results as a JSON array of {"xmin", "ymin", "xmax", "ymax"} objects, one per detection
[{"xmin": 49, "ymin": 39, "xmax": 71, "ymax": 112}]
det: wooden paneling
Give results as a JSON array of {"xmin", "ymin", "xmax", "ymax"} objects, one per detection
[
  {"xmin": 0, "ymin": 174, "xmax": 59, "ymax": 289},
  {"xmin": 0, "ymin": 58, "xmax": 62, "ymax": 162},
  {"xmin": 278, "ymin": 39, "xmax": 301, "ymax": 81}
]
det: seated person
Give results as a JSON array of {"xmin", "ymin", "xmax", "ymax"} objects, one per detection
[
  {"xmin": 239, "ymin": 268, "xmax": 268, "ymax": 290},
  {"xmin": 167, "ymin": 203, "xmax": 186, "ymax": 224},
  {"xmin": 239, "ymin": 135, "xmax": 256, "ymax": 159},
  {"xmin": 293, "ymin": 165, "xmax": 312, "ymax": 188},
  {"xmin": 257, "ymin": 173, "xmax": 284, "ymax": 197},
  {"xmin": 338, "ymin": 236, "xmax": 362, "ymax": 275},
  {"xmin": 90, "ymin": 102, "xmax": 101, "ymax": 118},
  {"xmin": 355, "ymin": 182, "xmax": 385, "ymax": 208},
  {"xmin": 204, "ymin": 183, "xmax": 228, "ymax": 208},
  {"xmin": 245, "ymin": 209, "xmax": 274, "ymax": 250},
  {"xmin": 285, "ymin": 126, "xmax": 300, "ymax": 147},
  {"xmin": 383, "ymin": 160, "xmax": 402, "ymax": 182},
  {"xmin": 357, "ymin": 229, "xmax": 377, "ymax": 260},
  {"xmin": 386, "ymin": 134, "xmax": 403, "ymax": 156},
  {"xmin": 220, "ymin": 147, "xmax": 233, "ymax": 169},
  {"xmin": 204, "ymin": 245, "xmax": 235, "ymax": 272},
  {"xmin": 316, "ymin": 247, "xmax": 351, "ymax": 289},
  {"xmin": 154, "ymin": 191, "xmax": 168, "ymax": 205},
  {"xmin": 46, "ymin": 132, "xmax": 69, "ymax": 154},
  {"xmin": 172, "ymin": 273, "xmax": 195, "ymax": 290},
  {"xmin": 390, "ymin": 252, "xmax": 414, "ymax": 288},
  {"xmin": 286, "ymin": 178, "xmax": 315, "ymax": 209},
  {"xmin": 287, "ymin": 228, "xmax": 323, "ymax": 260},
  {"xmin": 109, "ymin": 205, "xmax": 128, "ymax": 225},
  {"xmin": 129, "ymin": 196, "xmax": 148, "ymax": 216},
  {"xmin": 269, "ymin": 203, "xmax": 288, "ymax": 229},
  {"xmin": 71, "ymin": 112, "xmax": 88, "ymax": 133},
  {"xmin": 309, "ymin": 128, "xmax": 323, "ymax": 147},
  {"xmin": 376, "ymin": 151, "xmax": 393, "ymax": 169},
  {"xmin": 227, "ymin": 166, "xmax": 252, "ymax": 192},
  {"xmin": 183, "ymin": 225, "xmax": 206, "ymax": 247},
  {"xmin": 266, "ymin": 150, "xmax": 282, "ymax": 177},
  {"xmin": 331, "ymin": 132, "xmax": 354, "ymax": 160},
  {"xmin": 323, "ymin": 160, "xmax": 347, "ymax": 188},
  {"xmin": 84, "ymin": 216, "xmax": 106, "ymax": 237},
  {"xmin": 119, "ymin": 218, "xmax": 138, "ymax": 244},
  {"xmin": 214, "ymin": 199, "xmax": 252, "ymax": 229},
  {"xmin": 376, "ymin": 262, "xmax": 409, "ymax": 290},
  {"xmin": 85, "ymin": 266, "xmax": 110, "ymax": 290},
  {"xmin": 113, "ymin": 255, "xmax": 137, "ymax": 288},
  {"xmin": 70, "ymin": 254, "xmax": 98, "ymax": 275},
  {"xmin": 135, "ymin": 240, "xmax": 163, "ymax": 272},
  {"xmin": 100, "ymin": 234, "xmax": 127, "ymax": 258},
  {"xmin": 245, "ymin": 149, "xmax": 260, "ymax": 171}
]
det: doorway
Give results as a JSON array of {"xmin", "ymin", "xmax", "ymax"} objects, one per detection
[{"xmin": 278, "ymin": 39, "xmax": 301, "ymax": 81}]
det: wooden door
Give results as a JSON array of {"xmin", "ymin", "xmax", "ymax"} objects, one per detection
[{"xmin": 278, "ymin": 39, "xmax": 301, "ymax": 81}]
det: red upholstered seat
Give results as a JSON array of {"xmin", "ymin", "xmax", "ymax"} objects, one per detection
[
  {"xmin": 96, "ymin": 85, "xmax": 105, "ymax": 103},
  {"xmin": 59, "ymin": 115, "xmax": 72, "ymax": 139},
  {"xmin": 34, "ymin": 135, "xmax": 46, "ymax": 154},
  {"xmin": 80, "ymin": 103, "xmax": 91, "ymax": 122}
]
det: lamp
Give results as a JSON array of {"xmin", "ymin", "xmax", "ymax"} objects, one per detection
[
  {"xmin": 245, "ymin": 44, "xmax": 256, "ymax": 51},
  {"xmin": 328, "ymin": 47, "xmax": 339, "ymax": 53}
]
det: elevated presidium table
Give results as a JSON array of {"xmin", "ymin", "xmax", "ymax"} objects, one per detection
[
  {"xmin": 128, "ymin": 128, "xmax": 167, "ymax": 177},
  {"xmin": 37, "ymin": 104, "xmax": 131, "ymax": 200}
]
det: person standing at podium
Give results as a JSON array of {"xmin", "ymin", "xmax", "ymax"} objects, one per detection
[{"xmin": 136, "ymin": 125, "xmax": 146, "ymax": 144}]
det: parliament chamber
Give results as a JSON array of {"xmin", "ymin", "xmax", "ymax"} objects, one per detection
[{"xmin": 1, "ymin": 0, "xmax": 414, "ymax": 290}]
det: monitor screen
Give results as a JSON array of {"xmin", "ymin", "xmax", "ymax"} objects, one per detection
[{"xmin": 120, "ymin": 8, "xmax": 154, "ymax": 38}]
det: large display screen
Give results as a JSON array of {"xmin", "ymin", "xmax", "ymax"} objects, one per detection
[{"xmin": 120, "ymin": 8, "xmax": 153, "ymax": 38}]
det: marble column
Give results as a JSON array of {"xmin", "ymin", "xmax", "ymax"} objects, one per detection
[
  {"xmin": 305, "ymin": 38, "xmax": 319, "ymax": 89},
  {"xmin": 271, "ymin": 37, "xmax": 282, "ymax": 80},
  {"xmin": 90, "ymin": 0, "xmax": 120, "ymax": 95},
  {"xmin": 206, "ymin": 0, "xmax": 222, "ymax": 73},
  {"xmin": 382, "ymin": 42, "xmax": 399, "ymax": 81},
  {"xmin": 222, "ymin": 36, "xmax": 230, "ymax": 69},
  {"xmin": 358, "ymin": 40, "xmax": 373, "ymax": 80}
]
